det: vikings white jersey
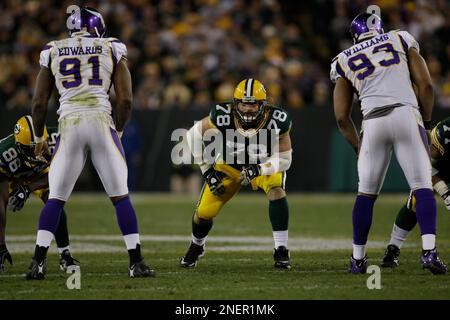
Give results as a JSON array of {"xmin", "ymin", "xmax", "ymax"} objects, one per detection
[
  {"xmin": 330, "ymin": 30, "xmax": 419, "ymax": 117},
  {"xmin": 39, "ymin": 32, "xmax": 127, "ymax": 120}
]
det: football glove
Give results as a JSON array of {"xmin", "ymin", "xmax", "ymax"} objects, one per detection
[
  {"xmin": 7, "ymin": 185, "xmax": 31, "ymax": 212},
  {"xmin": 442, "ymin": 192, "xmax": 450, "ymax": 211},
  {"xmin": 0, "ymin": 247, "xmax": 13, "ymax": 272},
  {"xmin": 240, "ymin": 164, "xmax": 261, "ymax": 186},
  {"xmin": 204, "ymin": 167, "xmax": 225, "ymax": 196}
]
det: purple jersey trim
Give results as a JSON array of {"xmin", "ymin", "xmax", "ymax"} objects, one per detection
[
  {"xmin": 336, "ymin": 61, "xmax": 346, "ymax": 79},
  {"xmin": 42, "ymin": 45, "xmax": 52, "ymax": 51},
  {"xmin": 398, "ymin": 35, "xmax": 409, "ymax": 54}
]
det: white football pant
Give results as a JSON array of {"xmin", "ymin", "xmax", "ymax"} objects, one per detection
[
  {"xmin": 48, "ymin": 111, "xmax": 129, "ymax": 201},
  {"xmin": 358, "ymin": 106, "xmax": 432, "ymax": 194}
]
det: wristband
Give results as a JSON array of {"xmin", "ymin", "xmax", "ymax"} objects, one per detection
[
  {"xmin": 34, "ymin": 136, "xmax": 45, "ymax": 143},
  {"xmin": 433, "ymin": 180, "xmax": 449, "ymax": 197}
]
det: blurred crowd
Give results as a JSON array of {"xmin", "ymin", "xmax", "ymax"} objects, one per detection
[{"xmin": 0, "ymin": 0, "xmax": 449, "ymax": 112}]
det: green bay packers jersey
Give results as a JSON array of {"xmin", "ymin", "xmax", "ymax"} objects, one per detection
[
  {"xmin": 431, "ymin": 117, "xmax": 450, "ymax": 182},
  {"xmin": 208, "ymin": 103, "xmax": 291, "ymax": 169},
  {"xmin": 0, "ymin": 127, "xmax": 59, "ymax": 180}
]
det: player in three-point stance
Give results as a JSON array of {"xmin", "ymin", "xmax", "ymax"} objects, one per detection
[
  {"xmin": 180, "ymin": 79, "xmax": 293, "ymax": 269},
  {"xmin": 331, "ymin": 13, "xmax": 447, "ymax": 274},
  {"xmin": 0, "ymin": 116, "xmax": 78, "ymax": 273},
  {"xmin": 26, "ymin": 6, "xmax": 154, "ymax": 279},
  {"xmin": 381, "ymin": 117, "xmax": 450, "ymax": 272}
]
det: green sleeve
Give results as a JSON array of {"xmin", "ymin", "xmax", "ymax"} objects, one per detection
[
  {"xmin": 209, "ymin": 103, "xmax": 233, "ymax": 131},
  {"xmin": 269, "ymin": 107, "xmax": 291, "ymax": 135}
]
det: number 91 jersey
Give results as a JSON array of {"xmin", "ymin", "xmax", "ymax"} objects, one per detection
[
  {"xmin": 209, "ymin": 103, "xmax": 291, "ymax": 168},
  {"xmin": 330, "ymin": 30, "xmax": 419, "ymax": 117},
  {"xmin": 0, "ymin": 128, "xmax": 59, "ymax": 181},
  {"xmin": 39, "ymin": 35, "xmax": 127, "ymax": 120}
]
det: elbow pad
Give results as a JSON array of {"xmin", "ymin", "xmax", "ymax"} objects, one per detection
[{"xmin": 259, "ymin": 149, "xmax": 292, "ymax": 175}]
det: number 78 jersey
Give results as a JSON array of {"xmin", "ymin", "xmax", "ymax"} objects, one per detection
[
  {"xmin": 330, "ymin": 30, "xmax": 419, "ymax": 117},
  {"xmin": 209, "ymin": 103, "xmax": 291, "ymax": 167},
  {"xmin": 39, "ymin": 35, "xmax": 127, "ymax": 119}
]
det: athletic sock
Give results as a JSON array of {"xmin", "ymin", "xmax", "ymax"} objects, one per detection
[
  {"xmin": 192, "ymin": 214, "xmax": 213, "ymax": 246},
  {"xmin": 414, "ymin": 188, "xmax": 437, "ymax": 250},
  {"xmin": 352, "ymin": 195, "xmax": 375, "ymax": 246},
  {"xmin": 54, "ymin": 208, "xmax": 70, "ymax": 250},
  {"xmin": 114, "ymin": 196, "xmax": 141, "ymax": 250}
]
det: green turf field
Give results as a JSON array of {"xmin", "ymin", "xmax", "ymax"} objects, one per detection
[{"xmin": 1, "ymin": 193, "xmax": 449, "ymax": 300}]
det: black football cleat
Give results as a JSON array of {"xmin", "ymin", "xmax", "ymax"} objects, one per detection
[
  {"xmin": 129, "ymin": 259, "xmax": 156, "ymax": 278},
  {"xmin": 59, "ymin": 250, "xmax": 80, "ymax": 274},
  {"xmin": 180, "ymin": 242, "xmax": 205, "ymax": 268},
  {"xmin": 274, "ymin": 246, "xmax": 291, "ymax": 269},
  {"xmin": 26, "ymin": 258, "xmax": 46, "ymax": 280},
  {"xmin": 381, "ymin": 244, "xmax": 400, "ymax": 268},
  {"xmin": 420, "ymin": 248, "xmax": 448, "ymax": 275},
  {"xmin": 349, "ymin": 255, "xmax": 368, "ymax": 274}
]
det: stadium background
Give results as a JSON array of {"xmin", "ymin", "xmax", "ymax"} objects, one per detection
[{"xmin": 0, "ymin": 0, "xmax": 449, "ymax": 193}]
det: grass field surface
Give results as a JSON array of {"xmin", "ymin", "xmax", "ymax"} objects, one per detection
[{"xmin": 1, "ymin": 193, "xmax": 449, "ymax": 300}]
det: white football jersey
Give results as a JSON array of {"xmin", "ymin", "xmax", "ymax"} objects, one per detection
[
  {"xmin": 330, "ymin": 30, "xmax": 419, "ymax": 116},
  {"xmin": 39, "ymin": 31, "xmax": 127, "ymax": 120}
]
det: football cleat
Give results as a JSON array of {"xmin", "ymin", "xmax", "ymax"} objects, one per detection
[
  {"xmin": 349, "ymin": 255, "xmax": 368, "ymax": 274},
  {"xmin": 180, "ymin": 242, "xmax": 205, "ymax": 268},
  {"xmin": 420, "ymin": 248, "xmax": 448, "ymax": 275},
  {"xmin": 25, "ymin": 258, "xmax": 46, "ymax": 280},
  {"xmin": 59, "ymin": 250, "xmax": 80, "ymax": 274},
  {"xmin": 381, "ymin": 244, "xmax": 400, "ymax": 268},
  {"xmin": 129, "ymin": 259, "xmax": 156, "ymax": 278},
  {"xmin": 273, "ymin": 246, "xmax": 291, "ymax": 269}
]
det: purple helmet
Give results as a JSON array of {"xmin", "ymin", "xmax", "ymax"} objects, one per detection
[
  {"xmin": 67, "ymin": 6, "xmax": 106, "ymax": 38},
  {"xmin": 350, "ymin": 13, "xmax": 384, "ymax": 44}
]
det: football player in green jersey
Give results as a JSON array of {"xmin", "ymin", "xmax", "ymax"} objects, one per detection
[
  {"xmin": 0, "ymin": 116, "xmax": 79, "ymax": 273},
  {"xmin": 180, "ymin": 79, "xmax": 293, "ymax": 269},
  {"xmin": 381, "ymin": 117, "xmax": 449, "ymax": 273}
]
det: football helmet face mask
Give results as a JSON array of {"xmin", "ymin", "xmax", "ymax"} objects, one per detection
[
  {"xmin": 350, "ymin": 13, "xmax": 384, "ymax": 44},
  {"xmin": 68, "ymin": 6, "xmax": 106, "ymax": 38},
  {"xmin": 14, "ymin": 115, "xmax": 48, "ymax": 164},
  {"xmin": 233, "ymin": 79, "xmax": 267, "ymax": 127}
]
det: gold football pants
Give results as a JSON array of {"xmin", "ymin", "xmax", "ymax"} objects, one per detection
[{"xmin": 195, "ymin": 164, "xmax": 286, "ymax": 220}]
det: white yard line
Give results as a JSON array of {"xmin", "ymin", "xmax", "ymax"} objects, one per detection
[{"xmin": 5, "ymin": 235, "xmax": 419, "ymax": 253}]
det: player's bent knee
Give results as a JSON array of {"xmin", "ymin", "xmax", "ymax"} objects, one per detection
[
  {"xmin": 357, "ymin": 192, "xmax": 378, "ymax": 200},
  {"xmin": 110, "ymin": 194, "xmax": 129, "ymax": 204},
  {"xmin": 267, "ymin": 187, "xmax": 286, "ymax": 201},
  {"xmin": 194, "ymin": 211, "xmax": 214, "ymax": 223}
]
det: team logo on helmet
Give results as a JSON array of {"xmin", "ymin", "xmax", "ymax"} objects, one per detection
[
  {"xmin": 350, "ymin": 12, "xmax": 384, "ymax": 44},
  {"xmin": 66, "ymin": 5, "xmax": 106, "ymax": 38}
]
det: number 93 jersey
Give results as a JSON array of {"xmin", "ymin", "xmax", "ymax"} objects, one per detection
[
  {"xmin": 39, "ymin": 35, "xmax": 127, "ymax": 120},
  {"xmin": 209, "ymin": 103, "xmax": 291, "ymax": 168},
  {"xmin": 0, "ymin": 128, "xmax": 59, "ymax": 181},
  {"xmin": 330, "ymin": 30, "xmax": 419, "ymax": 117}
]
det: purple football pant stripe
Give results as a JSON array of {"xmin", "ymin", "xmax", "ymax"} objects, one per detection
[
  {"xmin": 418, "ymin": 125, "xmax": 430, "ymax": 156},
  {"xmin": 51, "ymin": 135, "xmax": 60, "ymax": 160},
  {"xmin": 110, "ymin": 128, "xmax": 125, "ymax": 159}
]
